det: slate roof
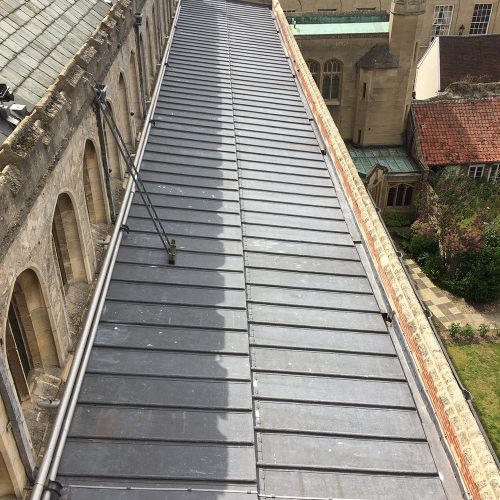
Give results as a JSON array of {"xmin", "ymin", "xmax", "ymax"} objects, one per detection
[
  {"xmin": 412, "ymin": 98, "xmax": 500, "ymax": 166},
  {"xmin": 0, "ymin": 0, "xmax": 110, "ymax": 110},
  {"xmin": 348, "ymin": 144, "xmax": 420, "ymax": 176},
  {"xmin": 289, "ymin": 13, "xmax": 389, "ymax": 36},
  {"xmin": 52, "ymin": 0, "xmax": 463, "ymax": 498},
  {"xmin": 439, "ymin": 35, "xmax": 500, "ymax": 91},
  {"xmin": 357, "ymin": 43, "xmax": 398, "ymax": 69}
]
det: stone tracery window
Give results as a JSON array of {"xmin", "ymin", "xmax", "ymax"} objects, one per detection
[
  {"xmin": 387, "ymin": 183, "xmax": 414, "ymax": 207},
  {"xmin": 322, "ymin": 59, "xmax": 342, "ymax": 100},
  {"xmin": 306, "ymin": 59, "xmax": 321, "ymax": 87}
]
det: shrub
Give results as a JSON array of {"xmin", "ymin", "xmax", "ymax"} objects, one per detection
[
  {"xmin": 383, "ymin": 212, "xmax": 412, "ymax": 228},
  {"xmin": 408, "ymin": 235, "xmax": 439, "ymax": 262},
  {"xmin": 444, "ymin": 246, "xmax": 500, "ymax": 302},
  {"xmin": 449, "ymin": 322, "xmax": 460, "ymax": 339},
  {"xmin": 460, "ymin": 323, "xmax": 475, "ymax": 341},
  {"xmin": 422, "ymin": 253, "xmax": 445, "ymax": 280},
  {"xmin": 478, "ymin": 323, "xmax": 490, "ymax": 338}
]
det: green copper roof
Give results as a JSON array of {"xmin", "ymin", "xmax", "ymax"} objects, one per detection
[
  {"xmin": 289, "ymin": 14, "xmax": 389, "ymax": 36},
  {"xmin": 347, "ymin": 145, "xmax": 421, "ymax": 176}
]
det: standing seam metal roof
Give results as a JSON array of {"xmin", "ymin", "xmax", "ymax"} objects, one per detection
[{"xmin": 54, "ymin": 0, "xmax": 463, "ymax": 498}]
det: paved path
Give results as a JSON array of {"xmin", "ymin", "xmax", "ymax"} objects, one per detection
[{"xmin": 403, "ymin": 257, "xmax": 500, "ymax": 329}]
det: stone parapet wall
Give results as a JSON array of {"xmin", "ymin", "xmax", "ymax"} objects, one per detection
[
  {"xmin": 273, "ymin": 1, "xmax": 499, "ymax": 498},
  {"xmin": 0, "ymin": 0, "xmax": 142, "ymax": 261}
]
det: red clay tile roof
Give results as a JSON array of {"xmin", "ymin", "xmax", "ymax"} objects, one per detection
[
  {"xmin": 439, "ymin": 35, "xmax": 500, "ymax": 90},
  {"xmin": 412, "ymin": 98, "xmax": 500, "ymax": 166}
]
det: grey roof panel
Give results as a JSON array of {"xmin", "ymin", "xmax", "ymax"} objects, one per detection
[
  {"xmin": 58, "ymin": 440, "xmax": 257, "ymax": 482},
  {"xmin": 79, "ymin": 374, "xmax": 253, "ymax": 410},
  {"xmin": 250, "ymin": 324, "xmax": 396, "ymax": 355},
  {"xmin": 70, "ymin": 406, "xmax": 255, "ymax": 443},
  {"xmin": 253, "ymin": 373, "xmax": 415, "ymax": 408},
  {"xmin": 95, "ymin": 324, "xmax": 250, "ymax": 354},
  {"xmin": 255, "ymin": 401, "xmax": 425, "ymax": 439},
  {"xmin": 260, "ymin": 470, "xmax": 447, "ymax": 500}
]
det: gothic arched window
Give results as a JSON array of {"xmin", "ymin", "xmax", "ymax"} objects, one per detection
[{"xmin": 322, "ymin": 59, "xmax": 342, "ymax": 100}]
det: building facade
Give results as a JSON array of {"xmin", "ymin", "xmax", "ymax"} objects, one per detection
[
  {"xmin": 415, "ymin": 34, "xmax": 500, "ymax": 99},
  {"xmin": 408, "ymin": 95, "xmax": 500, "ymax": 179},
  {"xmin": 284, "ymin": 1, "xmax": 424, "ymax": 146},
  {"xmin": 281, "ymin": 0, "xmax": 500, "ymax": 144},
  {"xmin": 0, "ymin": 0, "xmax": 176, "ymax": 496}
]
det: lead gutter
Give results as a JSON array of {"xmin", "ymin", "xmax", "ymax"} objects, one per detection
[{"xmin": 30, "ymin": 2, "xmax": 182, "ymax": 498}]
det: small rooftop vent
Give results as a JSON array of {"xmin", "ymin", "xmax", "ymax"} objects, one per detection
[{"xmin": 0, "ymin": 84, "xmax": 14, "ymax": 102}]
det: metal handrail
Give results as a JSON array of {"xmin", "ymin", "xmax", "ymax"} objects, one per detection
[{"xmin": 30, "ymin": 1, "xmax": 181, "ymax": 497}]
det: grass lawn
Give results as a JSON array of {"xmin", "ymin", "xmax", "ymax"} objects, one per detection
[{"xmin": 446, "ymin": 343, "xmax": 500, "ymax": 458}]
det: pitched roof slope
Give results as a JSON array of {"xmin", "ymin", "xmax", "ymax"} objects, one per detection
[
  {"xmin": 412, "ymin": 97, "xmax": 500, "ymax": 165},
  {"xmin": 439, "ymin": 35, "xmax": 500, "ymax": 90},
  {"xmin": 0, "ymin": 0, "xmax": 110, "ymax": 109}
]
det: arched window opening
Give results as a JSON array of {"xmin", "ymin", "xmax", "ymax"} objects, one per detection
[
  {"xmin": 153, "ymin": 4, "xmax": 162, "ymax": 58},
  {"xmin": 5, "ymin": 270, "xmax": 59, "ymax": 402},
  {"xmin": 307, "ymin": 60, "xmax": 321, "ymax": 87},
  {"xmin": 146, "ymin": 20, "xmax": 156, "ymax": 80},
  {"xmin": 6, "ymin": 301, "xmax": 32, "ymax": 401},
  {"xmin": 387, "ymin": 184, "xmax": 414, "ymax": 207},
  {"xmin": 158, "ymin": 0, "xmax": 166, "ymax": 41},
  {"xmin": 103, "ymin": 102, "xmax": 123, "ymax": 180},
  {"xmin": 118, "ymin": 74, "xmax": 133, "ymax": 151},
  {"xmin": 128, "ymin": 52, "xmax": 142, "ymax": 132},
  {"xmin": 322, "ymin": 59, "xmax": 342, "ymax": 100},
  {"xmin": 83, "ymin": 140, "xmax": 107, "ymax": 224},
  {"xmin": 139, "ymin": 33, "xmax": 151, "ymax": 97},
  {"xmin": 52, "ymin": 193, "xmax": 87, "ymax": 291}
]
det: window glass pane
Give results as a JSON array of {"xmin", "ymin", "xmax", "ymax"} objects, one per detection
[
  {"xmin": 470, "ymin": 3, "xmax": 492, "ymax": 34},
  {"xmin": 387, "ymin": 187, "xmax": 396, "ymax": 206},
  {"xmin": 491, "ymin": 164, "xmax": 499, "ymax": 183},
  {"xmin": 404, "ymin": 186, "xmax": 413, "ymax": 206},
  {"xmin": 331, "ymin": 75, "xmax": 339, "ymax": 99},
  {"xmin": 432, "ymin": 5, "xmax": 454, "ymax": 38},
  {"xmin": 396, "ymin": 185, "xmax": 405, "ymax": 206},
  {"xmin": 322, "ymin": 60, "xmax": 342, "ymax": 100},
  {"xmin": 322, "ymin": 75, "xmax": 331, "ymax": 99}
]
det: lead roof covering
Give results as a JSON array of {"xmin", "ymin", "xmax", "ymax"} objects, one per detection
[{"xmin": 55, "ymin": 0, "xmax": 463, "ymax": 498}]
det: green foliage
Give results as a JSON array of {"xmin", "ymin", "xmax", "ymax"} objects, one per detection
[
  {"xmin": 442, "ymin": 246, "xmax": 500, "ymax": 302},
  {"xmin": 446, "ymin": 343, "xmax": 500, "ymax": 458},
  {"xmin": 449, "ymin": 322, "xmax": 460, "ymax": 339},
  {"xmin": 382, "ymin": 211, "xmax": 412, "ymax": 228},
  {"xmin": 421, "ymin": 253, "xmax": 444, "ymax": 280},
  {"xmin": 407, "ymin": 235, "xmax": 439, "ymax": 263},
  {"xmin": 460, "ymin": 323, "xmax": 475, "ymax": 341},
  {"xmin": 409, "ymin": 169, "xmax": 500, "ymax": 303},
  {"xmin": 478, "ymin": 323, "xmax": 490, "ymax": 338}
]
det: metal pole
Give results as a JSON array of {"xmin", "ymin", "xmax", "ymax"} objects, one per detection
[
  {"xmin": 134, "ymin": 16, "xmax": 148, "ymax": 118},
  {"xmin": 92, "ymin": 85, "xmax": 175, "ymax": 261},
  {"xmin": 30, "ymin": 1, "xmax": 182, "ymax": 497},
  {"xmin": 0, "ymin": 355, "xmax": 35, "ymax": 482},
  {"xmin": 93, "ymin": 101, "xmax": 116, "ymax": 222}
]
